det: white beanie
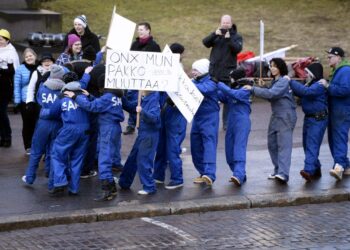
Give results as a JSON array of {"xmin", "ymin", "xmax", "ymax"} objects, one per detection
[
  {"xmin": 192, "ymin": 58, "xmax": 210, "ymax": 75},
  {"xmin": 74, "ymin": 15, "xmax": 87, "ymax": 28}
]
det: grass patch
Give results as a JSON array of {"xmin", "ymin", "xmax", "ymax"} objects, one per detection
[{"xmin": 41, "ymin": 0, "xmax": 350, "ymax": 70}]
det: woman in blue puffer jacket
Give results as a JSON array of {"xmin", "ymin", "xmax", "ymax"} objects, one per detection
[{"xmin": 14, "ymin": 48, "xmax": 38, "ymax": 154}]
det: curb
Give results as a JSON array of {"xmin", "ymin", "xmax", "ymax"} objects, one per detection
[{"xmin": 1, "ymin": 189, "xmax": 349, "ymax": 232}]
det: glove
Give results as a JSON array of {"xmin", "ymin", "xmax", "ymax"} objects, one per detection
[{"xmin": 26, "ymin": 102, "xmax": 36, "ymax": 113}]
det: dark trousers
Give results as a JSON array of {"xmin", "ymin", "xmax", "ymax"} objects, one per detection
[
  {"xmin": 0, "ymin": 99, "xmax": 11, "ymax": 141},
  {"xmin": 19, "ymin": 102, "xmax": 39, "ymax": 150}
]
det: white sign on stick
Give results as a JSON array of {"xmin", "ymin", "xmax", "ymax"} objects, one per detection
[
  {"xmin": 106, "ymin": 6, "xmax": 136, "ymax": 50},
  {"xmin": 163, "ymin": 45, "xmax": 203, "ymax": 123},
  {"xmin": 105, "ymin": 49, "xmax": 180, "ymax": 91}
]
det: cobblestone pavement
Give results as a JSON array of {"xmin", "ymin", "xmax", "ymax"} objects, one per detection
[{"xmin": 1, "ymin": 201, "xmax": 350, "ymax": 249}]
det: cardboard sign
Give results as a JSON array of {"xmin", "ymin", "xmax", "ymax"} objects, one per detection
[
  {"xmin": 106, "ymin": 6, "xmax": 136, "ymax": 50},
  {"xmin": 163, "ymin": 45, "xmax": 203, "ymax": 123},
  {"xmin": 105, "ymin": 49, "xmax": 180, "ymax": 91}
]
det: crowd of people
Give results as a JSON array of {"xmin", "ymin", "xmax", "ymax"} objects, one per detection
[{"xmin": 0, "ymin": 13, "xmax": 350, "ymax": 201}]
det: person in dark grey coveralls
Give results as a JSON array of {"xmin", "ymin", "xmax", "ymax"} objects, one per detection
[{"xmin": 244, "ymin": 58, "xmax": 297, "ymax": 183}]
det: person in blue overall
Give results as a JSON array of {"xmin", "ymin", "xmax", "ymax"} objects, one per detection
[
  {"xmin": 288, "ymin": 62, "xmax": 328, "ymax": 182},
  {"xmin": 217, "ymin": 68, "xmax": 253, "ymax": 186},
  {"xmin": 153, "ymin": 43, "xmax": 187, "ymax": 190},
  {"xmin": 119, "ymin": 90, "xmax": 161, "ymax": 195},
  {"xmin": 244, "ymin": 58, "xmax": 297, "ymax": 183},
  {"xmin": 21, "ymin": 65, "xmax": 65, "ymax": 188},
  {"xmin": 321, "ymin": 47, "xmax": 350, "ymax": 181},
  {"xmin": 190, "ymin": 58, "xmax": 220, "ymax": 186},
  {"xmin": 41, "ymin": 81, "xmax": 90, "ymax": 196},
  {"xmin": 65, "ymin": 73, "xmax": 124, "ymax": 201}
]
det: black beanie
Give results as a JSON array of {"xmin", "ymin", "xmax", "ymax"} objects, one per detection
[
  {"xmin": 230, "ymin": 67, "xmax": 246, "ymax": 81},
  {"xmin": 82, "ymin": 45, "xmax": 96, "ymax": 61},
  {"xmin": 62, "ymin": 71, "xmax": 79, "ymax": 83},
  {"xmin": 306, "ymin": 63, "xmax": 323, "ymax": 81},
  {"xmin": 170, "ymin": 43, "xmax": 185, "ymax": 54}
]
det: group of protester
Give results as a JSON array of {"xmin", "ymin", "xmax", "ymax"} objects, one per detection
[{"xmin": 0, "ymin": 13, "xmax": 350, "ymax": 202}]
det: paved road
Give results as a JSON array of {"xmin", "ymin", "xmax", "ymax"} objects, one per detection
[{"xmin": 1, "ymin": 201, "xmax": 349, "ymax": 249}]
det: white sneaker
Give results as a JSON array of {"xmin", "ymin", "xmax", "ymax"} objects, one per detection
[
  {"xmin": 154, "ymin": 179, "xmax": 164, "ymax": 184},
  {"xmin": 267, "ymin": 174, "xmax": 276, "ymax": 179},
  {"xmin": 25, "ymin": 148, "xmax": 31, "ymax": 156},
  {"xmin": 21, "ymin": 175, "xmax": 32, "ymax": 185},
  {"xmin": 202, "ymin": 175, "xmax": 213, "ymax": 186},
  {"xmin": 343, "ymin": 168, "xmax": 350, "ymax": 176},
  {"xmin": 329, "ymin": 163, "xmax": 344, "ymax": 180},
  {"xmin": 275, "ymin": 174, "xmax": 287, "ymax": 183},
  {"xmin": 137, "ymin": 190, "xmax": 153, "ymax": 195}
]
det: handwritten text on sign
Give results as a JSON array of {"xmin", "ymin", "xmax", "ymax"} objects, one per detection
[{"xmin": 105, "ymin": 50, "xmax": 180, "ymax": 91}]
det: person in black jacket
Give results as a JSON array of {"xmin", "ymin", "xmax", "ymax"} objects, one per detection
[
  {"xmin": 64, "ymin": 15, "xmax": 100, "ymax": 53},
  {"xmin": 203, "ymin": 15, "xmax": 243, "ymax": 130},
  {"xmin": 123, "ymin": 22, "xmax": 161, "ymax": 135}
]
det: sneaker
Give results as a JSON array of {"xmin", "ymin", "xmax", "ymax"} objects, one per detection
[
  {"xmin": 48, "ymin": 186, "xmax": 65, "ymax": 197},
  {"xmin": 123, "ymin": 126, "xmax": 135, "ymax": 135},
  {"xmin": 343, "ymin": 168, "xmax": 350, "ymax": 176},
  {"xmin": 154, "ymin": 179, "xmax": 164, "ymax": 184},
  {"xmin": 275, "ymin": 174, "xmax": 287, "ymax": 183},
  {"xmin": 267, "ymin": 174, "xmax": 276, "ymax": 179},
  {"xmin": 329, "ymin": 163, "xmax": 344, "ymax": 181},
  {"xmin": 80, "ymin": 170, "xmax": 97, "ymax": 179},
  {"xmin": 165, "ymin": 182, "xmax": 184, "ymax": 190},
  {"xmin": 181, "ymin": 147, "xmax": 187, "ymax": 154},
  {"xmin": 193, "ymin": 176, "xmax": 205, "ymax": 184},
  {"xmin": 25, "ymin": 148, "xmax": 31, "ymax": 156},
  {"xmin": 230, "ymin": 176, "xmax": 241, "ymax": 186},
  {"xmin": 202, "ymin": 175, "xmax": 213, "ymax": 186},
  {"xmin": 21, "ymin": 175, "xmax": 32, "ymax": 185},
  {"xmin": 137, "ymin": 190, "xmax": 155, "ymax": 195}
]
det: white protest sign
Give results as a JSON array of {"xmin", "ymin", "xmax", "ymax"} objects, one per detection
[
  {"xmin": 106, "ymin": 6, "xmax": 136, "ymax": 50},
  {"xmin": 163, "ymin": 45, "xmax": 203, "ymax": 123},
  {"xmin": 105, "ymin": 49, "xmax": 180, "ymax": 91}
]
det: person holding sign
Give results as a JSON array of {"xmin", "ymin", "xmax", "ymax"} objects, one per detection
[
  {"xmin": 153, "ymin": 43, "xmax": 187, "ymax": 189},
  {"xmin": 190, "ymin": 59, "xmax": 220, "ymax": 186},
  {"xmin": 119, "ymin": 91, "xmax": 161, "ymax": 195},
  {"xmin": 123, "ymin": 22, "xmax": 161, "ymax": 135}
]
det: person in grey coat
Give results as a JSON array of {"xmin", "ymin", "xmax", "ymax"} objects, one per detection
[{"xmin": 244, "ymin": 58, "xmax": 297, "ymax": 183}]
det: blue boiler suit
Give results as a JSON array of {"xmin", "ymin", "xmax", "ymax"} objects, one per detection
[
  {"xmin": 327, "ymin": 62, "xmax": 350, "ymax": 169},
  {"xmin": 153, "ymin": 94, "xmax": 187, "ymax": 185},
  {"xmin": 217, "ymin": 83, "xmax": 251, "ymax": 183},
  {"xmin": 252, "ymin": 77, "xmax": 297, "ymax": 182},
  {"xmin": 119, "ymin": 92, "xmax": 161, "ymax": 193},
  {"xmin": 75, "ymin": 91, "xmax": 124, "ymax": 183},
  {"xmin": 290, "ymin": 80, "xmax": 328, "ymax": 175},
  {"xmin": 42, "ymin": 95, "xmax": 90, "ymax": 193},
  {"xmin": 190, "ymin": 74, "xmax": 220, "ymax": 182},
  {"xmin": 24, "ymin": 80, "xmax": 63, "ymax": 187}
]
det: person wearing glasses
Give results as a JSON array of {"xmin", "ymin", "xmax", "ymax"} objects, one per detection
[{"xmin": 320, "ymin": 47, "xmax": 350, "ymax": 181}]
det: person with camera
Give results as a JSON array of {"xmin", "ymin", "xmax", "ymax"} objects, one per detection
[
  {"xmin": 0, "ymin": 29, "xmax": 19, "ymax": 147},
  {"xmin": 202, "ymin": 14, "xmax": 243, "ymax": 131}
]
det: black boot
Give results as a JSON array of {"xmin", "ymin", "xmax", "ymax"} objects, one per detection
[
  {"xmin": 94, "ymin": 180, "xmax": 117, "ymax": 201},
  {"xmin": 123, "ymin": 126, "xmax": 135, "ymax": 135}
]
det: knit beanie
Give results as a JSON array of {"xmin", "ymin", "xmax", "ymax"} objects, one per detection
[
  {"xmin": 230, "ymin": 67, "xmax": 246, "ymax": 81},
  {"xmin": 40, "ymin": 52, "xmax": 55, "ymax": 63},
  {"xmin": 74, "ymin": 15, "xmax": 87, "ymax": 28},
  {"xmin": 305, "ymin": 63, "xmax": 323, "ymax": 81},
  {"xmin": 170, "ymin": 43, "xmax": 185, "ymax": 54},
  {"xmin": 82, "ymin": 45, "xmax": 96, "ymax": 61},
  {"xmin": 50, "ymin": 65, "xmax": 65, "ymax": 79},
  {"xmin": 62, "ymin": 71, "xmax": 79, "ymax": 83},
  {"xmin": 192, "ymin": 58, "xmax": 210, "ymax": 75},
  {"xmin": 61, "ymin": 81, "xmax": 81, "ymax": 92},
  {"xmin": 68, "ymin": 34, "xmax": 81, "ymax": 48}
]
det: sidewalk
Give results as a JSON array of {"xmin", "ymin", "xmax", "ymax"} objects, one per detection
[{"xmin": 1, "ymin": 102, "xmax": 349, "ymax": 231}]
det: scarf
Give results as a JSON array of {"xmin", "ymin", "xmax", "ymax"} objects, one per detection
[{"xmin": 139, "ymin": 36, "xmax": 152, "ymax": 45}]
